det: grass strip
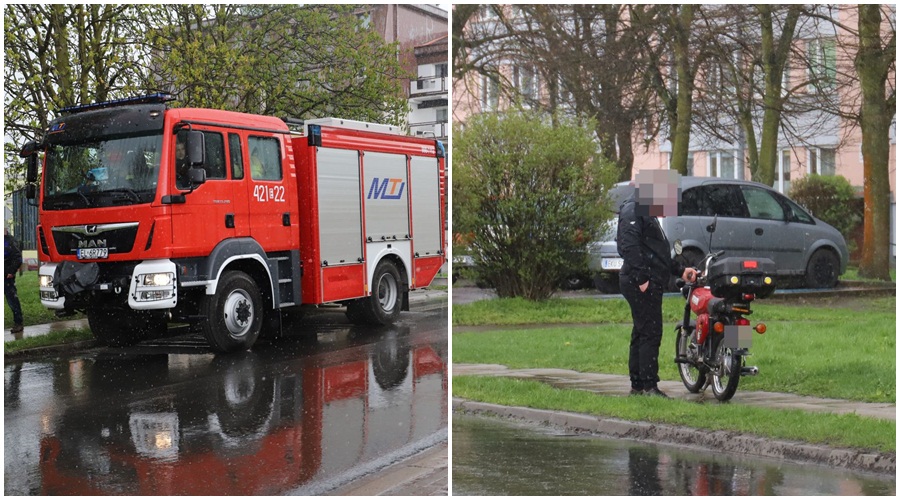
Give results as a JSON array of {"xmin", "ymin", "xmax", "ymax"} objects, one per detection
[
  {"xmin": 453, "ymin": 375, "xmax": 896, "ymax": 453},
  {"xmin": 453, "ymin": 313, "xmax": 895, "ymax": 403},
  {"xmin": 4, "ymin": 328, "xmax": 94, "ymax": 355},
  {"xmin": 453, "ymin": 294, "xmax": 895, "ymax": 327}
]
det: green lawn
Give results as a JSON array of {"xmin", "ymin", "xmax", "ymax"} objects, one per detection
[
  {"xmin": 454, "ymin": 376, "xmax": 895, "ymax": 453},
  {"xmin": 453, "ymin": 295, "xmax": 895, "ymax": 403}
]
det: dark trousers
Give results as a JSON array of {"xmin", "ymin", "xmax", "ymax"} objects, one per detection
[
  {"xmin": 5, "ymin": 278, "xmax": 23, "ymax": 326},
  {"xmin": 620, "ymin": 275, "xmax": 664, "ymax": 390}
]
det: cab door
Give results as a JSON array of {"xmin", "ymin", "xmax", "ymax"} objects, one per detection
[
  {"xmin": 244, "ymin": 134, "xmax": 297, "ymax": 252},
  {"xmin": 170, "ymin": 128, "xmax": 238, "ymax": 257}
]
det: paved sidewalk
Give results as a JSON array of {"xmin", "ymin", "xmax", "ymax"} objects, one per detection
[
  {"xmin": 328, "ymin": 443, "xmax": 447, "ymax": 496},
  {"xmin": 454, "ymin": 363, "xmax": 896, "ymax": 421}
]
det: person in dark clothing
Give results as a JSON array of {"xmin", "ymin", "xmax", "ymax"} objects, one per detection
[
  {"xmin": 4, "ymin": 228, "xmax": 24, "ymax": 334},
  {"xmin": 617, "ymin": 170, "xmax": 697, "ymax": 398}
]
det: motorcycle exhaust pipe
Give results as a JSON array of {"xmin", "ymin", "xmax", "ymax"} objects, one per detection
[{"xmin": 741, "ymin": 366, "xmax": 759, "ymax": 376}]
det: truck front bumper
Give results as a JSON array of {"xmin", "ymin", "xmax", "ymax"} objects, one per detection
[{"xmin": 39, "ymin": 259, "xmax": 178, "ymax": 311}]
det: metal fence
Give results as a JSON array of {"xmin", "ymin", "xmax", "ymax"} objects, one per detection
[{"xmin": 9, "ymin": 188, "xmax": 38, "ymax": 250}]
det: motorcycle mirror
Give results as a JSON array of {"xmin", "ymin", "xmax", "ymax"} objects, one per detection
[
  {"xmin": 674, "ymin": 240, "xmax": 683, "ymax": 255},
  {"xmin": 706, "ymin": 217, "xmax": 717, "ymax": 233}
]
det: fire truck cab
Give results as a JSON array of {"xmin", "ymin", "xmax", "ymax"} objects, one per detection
[{"xmin": 22, "ymin": 94, "xmax": 446, "ymax": 352}]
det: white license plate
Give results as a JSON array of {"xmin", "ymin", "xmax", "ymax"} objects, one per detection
[
  {"xmin": 601, "ymin": 258, "xmax": 623, "ymax": 270},
  {"xmin": 77, "ymin": 248, "xmax": 108, "ymax": 260}
]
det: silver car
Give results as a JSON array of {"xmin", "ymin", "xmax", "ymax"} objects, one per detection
[{"xmin": 589, "ymin": 177, "xmax": 849, "ymax": 290}]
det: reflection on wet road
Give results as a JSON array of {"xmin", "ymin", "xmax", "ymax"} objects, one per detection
[
  {"xmin": 5, "ymin": 308, "xmax": 447, "ymax": 495},
  {"xmin": 452, "ymin": 414, "xmax": 895, "ymax": 496}
]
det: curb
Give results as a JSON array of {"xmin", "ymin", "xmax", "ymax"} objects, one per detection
[{"xmin": 452, "ymin": 398, "xmax": 896, "ymax": 476}]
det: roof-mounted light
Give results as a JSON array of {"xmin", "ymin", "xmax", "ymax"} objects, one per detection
[{"xmin": 58, "ymin": 93, "xmax": 176, "ymax": 115}]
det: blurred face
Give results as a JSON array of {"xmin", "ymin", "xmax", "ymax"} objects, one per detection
[
  {"xmin": 175, "ymin": 141, "xmax": 185, "ymax": 160},
  {"xmin": 634, "ymin": 170, "xmax": 681, "ymax": 217}
]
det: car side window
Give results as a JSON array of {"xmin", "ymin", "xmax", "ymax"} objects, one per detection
[
  {"xmin": 701, "ymin": 184, "xmax": 747, "ymax": 217},
  {"xmin": 175, "ymin": 130, "xmax": 225, "ymax": 189},
  {"xmin": 680, "ymin": 187, "xmax": 703, "ymax": 216},
  {"xmin": 248, "ymin": 136, "xmax": 282, "ymax": 181},
  {"xmin": 229, "ymin": 133, "xmax": 244, "ymax": 180},
  {"xmin": 781, "ymin": 196, "xmax": 815, "ymax": 224},
  {"xmin": 741, "ymin": 186, "xmax": 786, "ymax": 221}
]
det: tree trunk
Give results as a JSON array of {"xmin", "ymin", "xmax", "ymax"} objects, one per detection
[
  {"xmin": 855, "ymin": 5, "xmax": 893, "ymax": 281},
  {"xmin": 669, "ymin": 6, "xmax": 695, "ymax": 176}
]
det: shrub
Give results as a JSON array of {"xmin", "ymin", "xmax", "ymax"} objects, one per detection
[
  {"xmin": 788, "ymin": 174, "xmax": 862, "ymax": 252},
  {"xmin": 453, "ymin": 110, "xmax": 617, "ymax": 300}
]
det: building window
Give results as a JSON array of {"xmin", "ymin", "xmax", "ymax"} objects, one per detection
[
  {"xmin": 436, "ymin": 108, "xmax": 448, "ymax": 123},
  {"xmin": 807, "ymin": 38, "xmax": 836, "ymax": 92},
  {"xmin": 481, "ymin": 75, "xmax": 499, "ymax": 111},
  {"xmin": 708, "ymin": 151, "xmax": 736, "ymax": 179},
  {"xmin": 775, "ymin": 149, "xmax": 792, "ymax": 194},
  {"xmin": 515, "ymin": 64, "xmax": 539, "ymax": 102},
  {"xmin": 808, "ymin": 147, "xmax": 835, "ymax": 176}
]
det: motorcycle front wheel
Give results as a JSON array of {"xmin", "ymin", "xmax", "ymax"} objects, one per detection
[
  {"xmin": 675, "ymin": 326, "xmax": 707, "ymax": 393},
  {"xmin": 711, "ymin": 342, "xmax": 741, "ymax": 401}
]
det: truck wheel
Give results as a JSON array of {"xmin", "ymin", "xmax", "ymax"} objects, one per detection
[
  {"xmin": 202, "ymin": 271, "xmax": 262, "ymax": 352},
  {"xmin": 364, "ymin": 260, "xmax": 403, "ymax": 325},
  {"xmin": 88, "ymin": 308, "xmax": 165, "ymax": 347}
]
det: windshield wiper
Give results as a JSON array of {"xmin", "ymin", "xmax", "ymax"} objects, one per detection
[{"xmin": 101, "ymin": 188, "xmax": 141, "ymax": 204}]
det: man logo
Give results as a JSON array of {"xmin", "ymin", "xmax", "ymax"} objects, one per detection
[
  {"xmin": 85, "ymin": 225, "xmax": 99, "ymax": 235},
  {"xmin": 367, "ymin": 178, "xmax": 405, "ymax": 200}
]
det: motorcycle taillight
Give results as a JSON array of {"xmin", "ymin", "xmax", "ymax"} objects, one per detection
[
  {"xmin": 743, "ymin": 293, "xmax": 755, "ymax": 301},
  {"xmin": 736, "ymin": 318, "xmax": 750, "ymax": 326}
]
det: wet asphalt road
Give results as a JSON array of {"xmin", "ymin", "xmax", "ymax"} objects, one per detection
[{"xmin": 4, "ymin": 305, "xmax": 448, "ymax": 495}]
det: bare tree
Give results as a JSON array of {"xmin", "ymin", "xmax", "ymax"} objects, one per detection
[{"xmin": 854, "ymin": 5, "xmax": 895, "ymax": 280}]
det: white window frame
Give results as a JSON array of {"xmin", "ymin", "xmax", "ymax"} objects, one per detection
[
  {"xmin": 775, "ymin": 149, "xmax": 792, "ymax": 194},
  {"xmin": 707, "ymin": 151, "xmax": 736, "ymax": 179},
  {"xmin": 807, "ymin": 147, "xmax": 836, "ymax": 176},
  {"xmin": 481, "ymin": 75, "xmax": 499, "ymax": 112}
]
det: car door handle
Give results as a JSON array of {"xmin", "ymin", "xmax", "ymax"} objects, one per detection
[{"xmin": 755, "ymin": 228, "xmax": 764, "ymax": 236}]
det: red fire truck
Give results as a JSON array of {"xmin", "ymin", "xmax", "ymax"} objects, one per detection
[{"xmin": 20, "ymin": 94, "xmax": 446, "ymax": 352}]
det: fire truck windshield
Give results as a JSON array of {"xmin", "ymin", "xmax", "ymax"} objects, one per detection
[{"xmin": 43, "ymin": 132, "xmax": 162, "ymax": 209}]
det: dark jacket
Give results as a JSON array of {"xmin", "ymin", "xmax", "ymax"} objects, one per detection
[
  {"xmin": 617, "ymin": 196, "xmax": 684, "ymax": 287},
  {"xmin": 5, "ymin": 234, "xmax": 22, "ymax": 278}
]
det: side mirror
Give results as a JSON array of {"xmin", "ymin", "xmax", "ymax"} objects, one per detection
[
  {"xmin": 25, "ymin": 184, "xmax": 37, "ymax": 200},
  {"xmin": 674, "ymin": 240, "xmax": 683, "ymax": 256},
  {"xmin": 706, "ymin": 218, "xmax": 717, "ymax": 234},
  {"xmin": 19, "ymin": 141, "xmax": 38, "ymax": 158},
  {"xmin": 186, "ymin": 131, "xmax": 205, "ymax": 166},
  {"xmin": 26, "ymin": 155, "xmax": 39, "ymax": 184},
  {"xmin": 188, "ymin": 167, "xmax": 206, "ymax": 186}
]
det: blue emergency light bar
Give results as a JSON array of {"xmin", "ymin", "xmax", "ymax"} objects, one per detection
[{"xmin": 58, "ymin": 93, "xmax": 176, "ymax": 115}]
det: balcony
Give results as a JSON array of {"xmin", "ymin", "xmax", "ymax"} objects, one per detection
[
  {"xmin": 410, "ymin": 76, "xmax": 448, "ymax": 100},
  {"xmin": 408, "ymin": 120, "xmax": 448, "ymax": 141}
]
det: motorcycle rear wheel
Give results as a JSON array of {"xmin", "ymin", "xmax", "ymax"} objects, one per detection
[
  {"xmin": 675, "ymin": 326, "xmax": 707, "ymax": 393},
  {"xmin": 711, "ymin": 343, "xmax": 741, "ymax": 401}
]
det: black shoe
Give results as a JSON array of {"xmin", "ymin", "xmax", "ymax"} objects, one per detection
[
  {"xmin": 644, "ymin": 387, "xmax": 670, "ymax": 399},
  {"xmin": 629, "ymin": 388, "xmax": 644, "ymax": 396}
]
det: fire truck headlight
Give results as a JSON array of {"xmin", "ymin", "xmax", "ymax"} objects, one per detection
[
  {"xmin": 140, "ymin": 272, "xmax": 174, "ymax": 287},
  {"xmin": 39, "ymin": 274, "xmax": 54, "ymax": 288}
]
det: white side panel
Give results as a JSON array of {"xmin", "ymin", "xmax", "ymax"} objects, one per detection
[
  {"xmin": 366, "ymin": 241, "xmax": 412, "ymax": 288},
  {"xmin": 363, "ymin": 152, "xmax": 410, "ymax": 242},
  {"xmin": 409, "ymin": 157, "xmax": 442, "ymax": 256},
  {"xmin": 317, "ymin": 148, "xmax": 364, "ymax": 265}
]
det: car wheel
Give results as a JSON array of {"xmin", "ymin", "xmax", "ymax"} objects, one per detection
[
  {"xmin": 805, "ymin": 249, "xmax": 839, "ymax": 289},
  {"xmin": 593, "ymin": 274, "xmax": 620, "ymax": 294}
]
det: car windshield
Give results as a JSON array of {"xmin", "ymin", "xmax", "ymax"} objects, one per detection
[{"xmin": 43, "ymin": 133, "xmax": 162, "ymax": 209}]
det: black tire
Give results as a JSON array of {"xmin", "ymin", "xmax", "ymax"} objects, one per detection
[
  {"xmin": 593, "ymin": 274, "xmax": 620, "ymax": 294},
  {"xmin": 202, "ymin": 271, "xmax": 263, "ymax": 352},
  {"xmin": 710, "ymin": 342, "xmax": 741, "ymax": 402},
  {"xmin": 559, "ymin": 274, "xmax": 587, "ymax": 291},
  {"xmin": 88, "ymin": 307, "xmax": 166, "ymax": 347},
  {"xmin": 362, "ymin": 260, "xmax": 403, "ymax": 325},
  {"xmin": 681, "ymin": 248, "xmax": 705, "ymax": 273},
  {"xmin": 345, "ymin": 299, "xmax": 368, "ymax": 325},
  {"xmin": 805, "ymin": 249, "xmax": 839, "ymax": 289},
  {"xmin": 675, "ymin": 324, "xmax": 707, "ymax": 393}
]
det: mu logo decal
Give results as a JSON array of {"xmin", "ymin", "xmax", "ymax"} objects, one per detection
[{"xmin": 367, "ymin": 177, "xmax": 405, "ymax": 200}]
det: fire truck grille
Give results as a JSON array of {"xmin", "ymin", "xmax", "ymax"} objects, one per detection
[{"xmin": 51, "ymin": 223, "xmax": 140, "ymax": 257}]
